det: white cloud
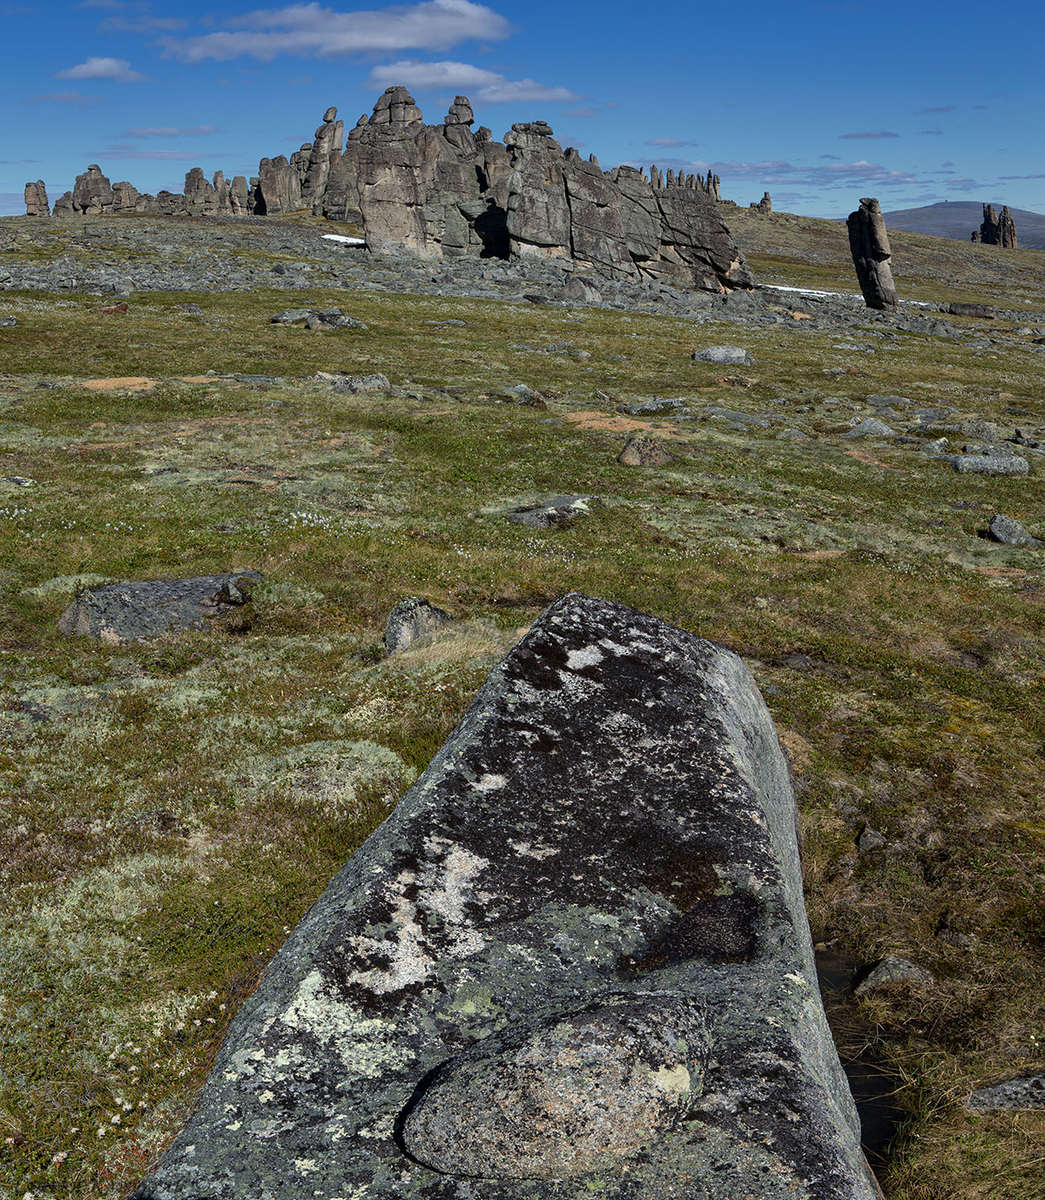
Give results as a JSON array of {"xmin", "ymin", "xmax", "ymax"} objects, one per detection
[
  {"xmin": 101, "ymin": 14, "xmax": 189, "ymax": 31},
  {"xmin": 561, "ymin": 106, "xmax": 597, "ymax": 118},
  {"xmin": 95, "ymin": 143, "xmax": 226, "ymax": 160},
  {"xmin": 55, "ymin": 56, "xmax": 149, "ymax": 81},
  {"xmin": 118, "ymin": 124, "xmax": 221, "ymax": 137},
  {"xmin": 367, "ymin": 58, "xmax": 579, "ymax": 103},
  {"xmin": 23, "ymin": 90, "xmax": 104, "ymax": 104},
  {"xmin": 162, "ymin": 0, "xmax": 512, "ymax": 63},
  {"xmin": 840, "ymin": 130, "xmax": 900, "ymax": 140}
]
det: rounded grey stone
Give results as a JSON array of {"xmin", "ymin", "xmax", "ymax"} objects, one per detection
[{"xmin": 401, "ymin": 993, "xmax": 707, "ymax": 1180}]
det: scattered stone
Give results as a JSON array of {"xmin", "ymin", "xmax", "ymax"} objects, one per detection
[
  {"xmin": 846, "ymin": 197, "xmax": 899, "ymax": 312},
  {"xmin": 561, "ymin": 274, "xmax": 602, "ymax": 303},
  {"xmin": 617, "ymin": 434, "xmax": 674, "ymax": 466},
  {"xmin": 271, "ymin": 307, "xmax": 366, "ymax": 331},
  {"xmin": 501, "ymin": 383, "xmax": 547, "ymax": 408},
  {"xmin": 856, "ymin": 824, "xmax": 887, "ymax": 852},
  {"xmin": 987, "ymin": 513, "xmax": 1042, "ymax": 547},
  {"xmin": 504, "ymin": 494, "xmax": 599, "ymax": 528},
  {"xmin": 0, "ymin": 317, "xmax": 17, "ymax": 328},
  {"xmin": 945, "ymin": 302, "xmax": 997, "ymax": 319},
  {"xmin": 966, "ymin": 1074, "xmax": 1045, "ymax": 1112},
  {"xmin": 950, "ymin": 455, "xmax": 1029, "ymax": 476},
  {"xmin": 178, "ymin": 303, "xmax": 203, "ymax": 315},
  {"xmin": 703, "ymin": 406, "xmax": 771, "ymax": 428},
  {"xmin": 845, "ymin": 418, "xmax": 896, "ymax": 439},
  {"xmin": 853, "ymin": 955, "xmax": 935, "ymax": 998},
  {"xmin": 130, "ymin": 593, "xmax": 880, "ymax": 1200},
  {"xmin": 58, "ymin": 571, "xmax": 261, "ymax": 641},
  {"xmin": 1, "ymin": 475, "xmax": 33, "ymax": 487},
  {"xmin": 621, "ymin": 397, "xmax": 688, "ymax": 416},
  {"xmin": 692, "ymin": 346, "xmax": 753, "ymax": 366},
  {"xmin": 331, "ymin": 373, "xmax": 392, "ymax": 394},
  {"xmin": 384, "ymin": 597, "xmax": 455, "ymax": 656},
  {"xmin": 959, "ymin": 418, "xmax": 999, "ymax": 442}
]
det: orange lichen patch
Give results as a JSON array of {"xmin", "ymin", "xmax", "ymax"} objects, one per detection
[
  {"xmin": 563, "ymin": 411, "xmax": 683, "ymax": 436},
  {"xmin": 79, "ymin": 377, "xmax": 159, "ymax": 392},
  {"xmin": 843, "ymin": 448, "xmax": 911, "ymax": 474},
  {"xmin": 790, "ymin": 311, "xmax": 814, "ymax": 320},
  {"xmin": 177, "ymin": 376, "xmax": 232, "ymax": 384}
]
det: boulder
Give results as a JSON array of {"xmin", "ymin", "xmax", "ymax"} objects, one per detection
[
  {"xmin": 331, "ymin": 372, "xmax": 391, "ymax": 393},
  {"xmin": 384, "ymin": 596, "xmax": 455, "ymax": 655},
  {"xmin": 503, "ymin": 494, "xmax": 599, "ymax": 528},
  {"xmin": 23, "ymin": 180, "xmax": 49, "ymax": 217},
  {"xmin": 987, "ymin": 513, "xmax": 1041, "ymax": 547},
  {"xmin": 692, "ymin": 346, "xmax": 753, "ymax": 365},
  {"xmin": 750, "ymin": 191, "xmax": 772, "ymax": 214},
  {"xmin": 966, "ymin": 1073, "xmax": 1045, "ymax": 1112},
  {"xmin": 853, "ymin": 956, "xmax": 934, "ymax": 998},
  {"xmin": 130, "ymin": 594, "xmax": 881, "ymax": 1200},
  {"xmin": 846, "ymin": 197, "xmax": 899, "ymax": 312},
  {"xmin": 617, "ymin": 434, "xmax": 675, "ymax": 466},
  {"xmin": 58, "ymin": 572, "xmax": 260, "ymax": 641}
]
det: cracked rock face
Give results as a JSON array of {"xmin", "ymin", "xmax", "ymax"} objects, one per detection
[{"xmin": 131, "ymin": 593, "xmax": 880, "ymax": 1200}]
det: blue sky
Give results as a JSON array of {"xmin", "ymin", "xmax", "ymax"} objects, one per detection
[{"xmin": 2, "ymin": 0, "xmax": 1043, "ymax": 219}]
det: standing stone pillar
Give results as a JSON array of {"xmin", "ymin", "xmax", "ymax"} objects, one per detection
[{"xmin": 847, "ymin": 196, "xmax": 898, "ymax": 312}]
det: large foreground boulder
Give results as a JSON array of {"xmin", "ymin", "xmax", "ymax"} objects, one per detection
[{"xmin": 132, "ymin": 593, "xmax": 880, "ymax": 1199}]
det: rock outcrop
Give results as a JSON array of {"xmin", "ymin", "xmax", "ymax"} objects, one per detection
[
  {"xmin": 750, "ymin": 191, "xmax": 772, "ymax": 213},
  {"xmin": 131, "ymin": 593, "xmax": 880, "ymax": 1200},
  {"xmin": 28, "ymin": 90, "xmax": 751, "ymax": 293},
  {"xmin": 846, "ymin": 197, "xmax": 899, "ymax": 311},
  {"xmin": 979, "ymin": 202, "xmax": 1017, "ymax": 248},
  {"xmin": 23, "ymin": 180, "xmax": 49, "ymax": 216}
]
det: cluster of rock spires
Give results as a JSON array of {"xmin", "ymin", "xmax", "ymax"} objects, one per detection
[
  {"xmin": 973, "ymin": 202, "xmax": 1017, "ymax": 247},
  {"xmin": 750, "ymin": 191, "xmax": 772, "ymax": 214},
  {"xmin": 24, "ymin": 87, "xmax": 751, "ymax": 293}
]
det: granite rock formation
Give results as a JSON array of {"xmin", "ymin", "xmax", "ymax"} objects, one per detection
[
  {"xmin": 847, "ymin": 197, "xmax": 899, "ymax": 311},
  {"xmin": 29, "ymin": 90, "xmax": 751, "ymax": 293},
  {"xmin": 979, "ymin": 202, "xmax": 1017, "ymax": 248},
  {"xmin": 750, "ymin": 191, "xmax": 772, "ymax": 213},
  {"xmin": 131, "ymin": 592, "xmax": 880, "ymax": 1200},
  {"xmin": 23, "ymin": 180, "xmax": 49, "ymax": 216}
]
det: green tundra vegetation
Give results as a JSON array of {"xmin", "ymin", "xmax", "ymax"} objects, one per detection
[{"xmin": 1, "ymin": 208, "xmax": 1043, "ymax": 1199}]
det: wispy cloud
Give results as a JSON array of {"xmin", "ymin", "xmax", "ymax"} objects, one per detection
[
  {"xmin": 820, "ymin": 153, "xmax": 841, "ymax": 161},
  {"xmin": 1000, "ymin": 172, "xmax": 1045, "ymax": 180},
  {"xmin": 117, "ymin": 124, "xmax": 221, "ymax": 137},
  {"xmin": 561, "ymin": 106, "xmax": 597, "ymax": 118},
  {"xmin": 23, "ymin": 90, "xmax": 105, "ymax": 104},
  {"xmin": 645, "ymin": 137, "xmax": 698, "ymax": 148},
  {"xmin": 0, "ymin": 158, "xmax": 40, "ymax": 164},
  {"xmin": 367, "ymin": 58, "xmax": 579, "ymax": 103},
  {"xmin": 620, "ymin": 155, "xmax": 917, "ymax": 194},
  {"xmin": 94, "ymin": 143, "xmax": 226, "ymax": 160},
  {"xmin": 916, "ymin": 104, "xmax": 955, "ymax": 114},
  {"xmin": 55, "ymin": 55, "xmax": 149, "ymax": 81},
  {"xmin": 101, "ymin": 13, "xmax": 188, "ymax": 30},
  {"xmin": 919, "ymin": 129, "xmax": 943, "ymax": 136},
  {"xmin": 840, "ymin": 130, "xmax": 899, "ymax": 139},
  {"xmin": 162, "ymin": 0, "xmax": 512, "ymax": 64}
]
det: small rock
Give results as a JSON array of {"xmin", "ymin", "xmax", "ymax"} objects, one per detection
[
  {"xmin": 845, "ymin": 418, "xmax": 895, "ymax": 439},
  {"xmin": 965, "ymin": 1074, "xmax": 1045, "ymax": 1112},
  {"xmin": 0, "ymin": 316, "xmax": 17, "ymax": 327},
  {"xmin": 987, "ymin": 513, "xmax": 1042, "ymax": 547},
  {"xmin": 504, "ymin": 495, "xmax": 598, "ymax": 529},
  {"xmin": 332, "ymin": 373, "xmax": 392, "ymax": 394},
  {"xmin": 776, "ymin": 429, "xmax": 811, "ymax": 442},
  {"xmin": 959, "ymin": 418, "xmax": 999, "ymax": 442},
  {"xmin": 384, "ymin": 597, "xmax": 455, "ymax": 656},
  {"xmin": 866, "ymin": 393, "xmax": 912, "ymax": 408},
  {"xmin": 178, "ymin": 303, "xmax": 203, "ymax": 315},
  {"xmin": 692, "ymin": 346, "xmax": 753, "ymax": 366},
  {"xmin": 621, "ymin": 398, "xmax": 688, "ymax": 416},
  {"xmin": 856, "ymin": 823, "xmax": 886, "ymax": 852},
  {"xmin": 920, "ymin": 438, "xmax": 950, "ymax": 455},
  {"xmin": 58, "ymin": 571, "xmax": 261, "ymax": 642},
  {"xmin": 501, "ymin": 383, "xmax": 546, "ymax": 409},
  {"xmin": 945, "ymin": 302, "xmax": 997, "ymax": 320},
  {"xmin": 853, "ymin": 955, "xmax": 935, "ymax": 997},
  {"xmin": 0, "ymin": 475, "xmax": 33, "ymax": 487},
  {"xmin": 617, "ymin": 435, "xmax": 674, "ymax": 467},
  {"xmin": 561, "ymin": 275, "xmax": 602, "ymax": 304},
  {"xmin": 951, "ymin": 455, "xmax": 1029, "ymax": 476}
]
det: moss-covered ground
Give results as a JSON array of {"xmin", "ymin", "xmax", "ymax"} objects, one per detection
[{"xmin": 1, "ymin": 213, "xmax": 1044, "ymax": 1199}]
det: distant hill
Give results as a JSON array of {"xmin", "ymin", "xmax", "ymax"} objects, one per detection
[{"xmin": 882, "ymin": 200, "xmax": 1045, "ymax": 250}]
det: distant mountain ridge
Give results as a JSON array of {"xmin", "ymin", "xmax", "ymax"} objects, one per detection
[{"xmin": 882, "ymin": 200, "xmax": 1045, "ymax": 250}]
